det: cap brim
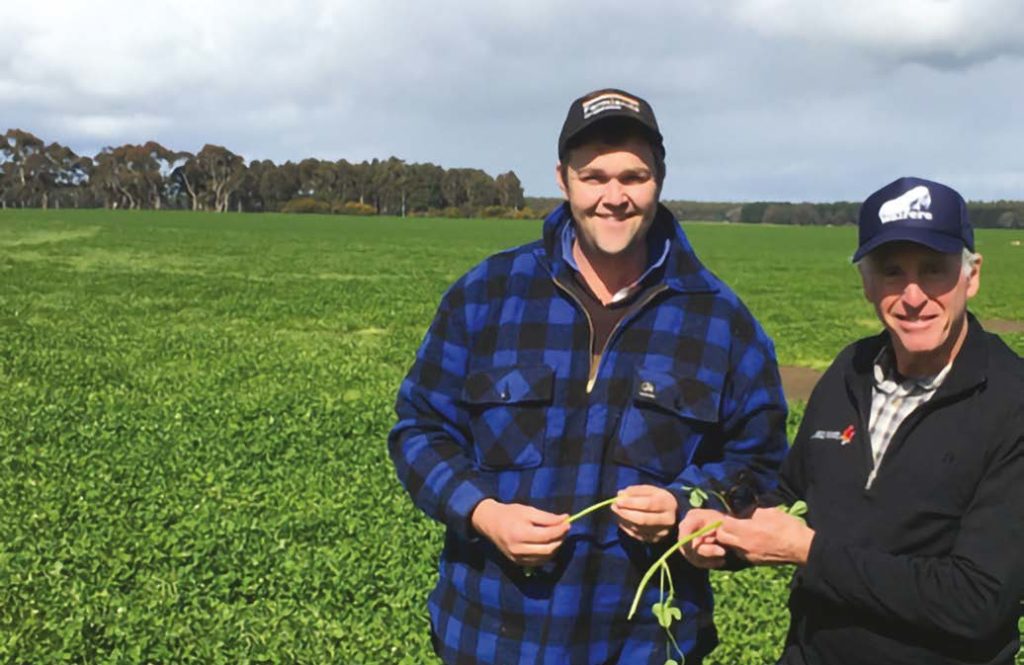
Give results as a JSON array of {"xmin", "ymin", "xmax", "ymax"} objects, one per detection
[
  {"xmin": 851, "ymin": 226, "xmax": 965, "ymax": 262},
  {"xmin": 558, "ymin": 114, "xmax": 664, "ymax": 158}
]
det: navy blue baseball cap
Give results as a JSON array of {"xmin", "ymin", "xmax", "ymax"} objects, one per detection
[{"xmin": 852, "ymin": 176, "xmax": 974, "ymax": 262}]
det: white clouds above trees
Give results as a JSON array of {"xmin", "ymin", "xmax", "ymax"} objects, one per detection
[{"xmin": 2, "ymin": 1, "xmax": 1022, "ymax": 201}]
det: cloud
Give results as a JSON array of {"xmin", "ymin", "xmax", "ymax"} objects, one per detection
[
  {"xmin": 1, "ymin": 1, "xmax": 1022, "ymax": 201},
  {"xmin": 56, "ymin": 113, "xmax": 171, "ymax": 141},
  {"xmin": 724, "ymin": 0, "xmax": 1024, "ymax": 68}
]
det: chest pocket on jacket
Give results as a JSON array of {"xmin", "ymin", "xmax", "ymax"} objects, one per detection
[
  {"xmin": 613, "ymin": 368, "xmax": 721, "ymax": 481},
  {"xmin": 462, "ymin": 365, "xmax": 554, "ymax": 471}
]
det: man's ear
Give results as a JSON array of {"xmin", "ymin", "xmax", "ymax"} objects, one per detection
[
  {"xmin": 857, "ymin": 262, "xmax": 872, "ymax": 302},
  {"xmin": 555, "ymin": 163, "xmax": 568, "ymax": 200},
  {"xmin": 966, "ymin": 253, "xmax": 983, "ymax": 298}
]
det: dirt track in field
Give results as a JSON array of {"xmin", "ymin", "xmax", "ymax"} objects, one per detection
[
  {"xmin": 981, "ymin": 319, "xmax": 1024, "ymax": 335},
  {"xmin": 779, "ymin": 366, "xmax": 823, "ymax": 402},
  {"xmin": 779, "ymin": 319, "xmax": 1024, "ymax": 402}
]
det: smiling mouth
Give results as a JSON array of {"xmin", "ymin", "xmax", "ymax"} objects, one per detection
[{"xmin": 894, "ymin": 315, "xmax": 938, "ymax": 329}]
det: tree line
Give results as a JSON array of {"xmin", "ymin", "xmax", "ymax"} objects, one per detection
[
  {"xmin": 523, "ymin": 197, "xmax": 1024, "ymax": 229},
  {"xmin": 3, "ymin": 128, "xmax": 1022, "ymax": 227},
  {"xmin": 0, "ymin": 129, "xmax": 530, "ymax": 218}
]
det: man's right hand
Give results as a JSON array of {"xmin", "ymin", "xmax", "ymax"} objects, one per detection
[
  {"xmin": 678, "ymin": 508, "xmax": 729, "ymax": 569},
  {"xmin": 470, "ymin": 498, "xmax": 570, "ymax": 566}
]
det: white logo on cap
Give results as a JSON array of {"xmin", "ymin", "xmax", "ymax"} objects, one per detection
[
  {"xmin": 878, "ymin": 185, "xmax": 933, "ymax": 224},
  {"xmin": 582, "ymin": 92, "xmax": 641, "ymax": 119}
]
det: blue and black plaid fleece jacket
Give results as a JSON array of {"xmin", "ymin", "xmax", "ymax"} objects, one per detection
[{"xmin": 389, "ymin": 203, "xmax": 788, "ymax": 664}]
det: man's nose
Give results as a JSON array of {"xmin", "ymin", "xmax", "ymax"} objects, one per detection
[
  {"xmin": 601, "ymin": 180, "xmax": 628, "ymax": 206},
  {"xmin": 901, "ymin": 280, "xmax": 928, "ymax": 309}
]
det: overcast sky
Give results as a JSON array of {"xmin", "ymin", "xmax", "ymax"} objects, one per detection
[{"xmin": 3, "ymin": 1, "xmax": 1023, "ymax": 201}]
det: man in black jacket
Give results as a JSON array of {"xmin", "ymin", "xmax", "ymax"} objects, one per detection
[{"xmin": 679, "ymin": 176, "xmax": 1024, "ymax": 664}]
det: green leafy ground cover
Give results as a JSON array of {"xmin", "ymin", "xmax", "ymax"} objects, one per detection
[{"xmin": 1, "ymin": 210, "xmax": 1021, "ymax": 663}]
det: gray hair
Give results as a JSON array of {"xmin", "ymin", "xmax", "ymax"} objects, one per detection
[
  {"xmin": 960, "ymin": 247, "xmax": 982, "ymax": 276},
  {"xmin": 855, "ymin": 246, "xmax": 981, "ymax": 277}
]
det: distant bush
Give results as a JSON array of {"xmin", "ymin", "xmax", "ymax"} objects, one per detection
[
  {"xmin": 478, "ymin": 205, "xmax": 505, "ymax": 218},
  {"xmin": 512, "ymin": 206, "xmax": 544, "ymax": 220},
  {"xmin": 333, "ymin": 201, "xmax": 376, "ymax": 216},
  {"xmin": 438, "ymin": 206, "xmax": 470, "ymax": 219},
  {"xmin": 280, "ymin": 197, "xmax": 330, "ymax": 214}
]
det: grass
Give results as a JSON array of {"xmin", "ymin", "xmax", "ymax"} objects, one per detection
[{"xmin": 1, "ymin": 209, "xmax": 1021, "ymax": 663}]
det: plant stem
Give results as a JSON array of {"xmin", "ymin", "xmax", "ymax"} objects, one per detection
[
  {"xmin": 627, "ymin": 520, "xmax": 722, "ymax": 620},
  {"xmin": 665, "ymin": 624, "xmax": 685, "ymax": 662},
  {"xmin": 565, "ymin": 497, "xmax": 617, "ymax": 524},
  {"xmin": 708, "ymin": 489, "xmax": 735, "ymax": 516}
]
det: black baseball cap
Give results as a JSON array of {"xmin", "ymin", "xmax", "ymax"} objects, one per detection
[
  {"xmin": 852, "ymin": 176, "xmax": 974, "ymax": 262},
  {"xmin": 557, "ymin": 88, "xmax": 664, "ymax": 159}
]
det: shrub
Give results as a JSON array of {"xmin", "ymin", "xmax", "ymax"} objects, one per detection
[
  {"xmin": 280, "ymin": 197, "xmax": 330, "ymax": 214},
  {"xmin": 333, "ymin": 201, "xmax": 377, "ymax": 216}
]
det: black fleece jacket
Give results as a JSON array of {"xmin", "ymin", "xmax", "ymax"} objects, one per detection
[{"xmin": 775, "ymin": 314, "xmax": 1024, "ymax": 665}]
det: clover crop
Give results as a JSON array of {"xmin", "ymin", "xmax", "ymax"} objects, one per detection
[{"xmin": 8, "ymin": 210, "xmax": 977, "ymax": 664}]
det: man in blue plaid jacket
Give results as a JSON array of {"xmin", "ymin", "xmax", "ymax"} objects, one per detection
[{"xmin": 389, "ymin": 88, "xmax": 788, "ymax": 664}]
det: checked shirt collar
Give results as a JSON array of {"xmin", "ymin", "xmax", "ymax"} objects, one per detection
[
  {"xmin": 865, "ymin": 345, "xmax": 953, "ymax": 488},
  {"xmin": 872, "ymin": 345, "xmax": 952, "ymax": 396},
  {"xmin": 559, "ymin": 214, "xmax": 672, "ymax": 304},
  {"xmin": 540, "ymin": 203, "xmax": 719, "ymax": 298}
]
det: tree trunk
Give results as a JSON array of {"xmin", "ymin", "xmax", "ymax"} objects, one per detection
[
  {"xmin": 182, "ymin": 175, "xmax": 199, "ymax": 211},
  {"xmin": 118, "ymin": 186, "xmax": 136, "ymax": 210},
  {"xmin": 213, "ymin": 182, "xmax": 226, "ymax": 212}
]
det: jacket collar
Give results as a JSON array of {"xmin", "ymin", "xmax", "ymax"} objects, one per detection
[
  {"xmin": 537, "ymin": 202, "xmax": 717, "ymax": 294},
  {"xmin": 846, "ymin": 312, "xmax": 988, "ymax": 403}
]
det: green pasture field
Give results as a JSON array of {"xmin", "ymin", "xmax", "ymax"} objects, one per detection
[{"xmin": 1, "ymin": 209, "xmax": 1022, "ymax": 663}]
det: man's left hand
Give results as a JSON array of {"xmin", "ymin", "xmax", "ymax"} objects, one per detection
[
  {"xmin": 716, "ymin": 507, "xmax": 815, "ymax": 566},
  {"xmin": 611, "ymin": 485, "xmax": 678, "ymax": 543}
]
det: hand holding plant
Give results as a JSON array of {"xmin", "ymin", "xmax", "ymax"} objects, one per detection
[
  {"xmin": 470, "ymin": 499, "xmax": 570, "ymax": 567},
  {"xmin": 677, "ymin": 508, "xmax": 730, "ymax": 569},
  {"xmin": 609, "ymin": 485, "xmax": 678, "ymax": 544},
  {"xmin": 561, "ymin": 479, "xmax": 809, "ymax": 663},
  {"xmin": 715, "ymin": 505, "xmax": 815, "ymax": 566}
]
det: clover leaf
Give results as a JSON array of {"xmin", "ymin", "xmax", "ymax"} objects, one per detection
[{"xmin": 786, "ymin": 500, "xmax": 808, "ymax": 520}]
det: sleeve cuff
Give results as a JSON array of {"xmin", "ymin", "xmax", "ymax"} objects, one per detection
[
  {"xmin": 444, "ymin": 479, "xmax": 495, "ymax": 541},
  {"xmin": 669, "ymin": 485, "xmax": 691, "ymax": 523},
  {"xmin": 797, "ymin": 530, "xmax": 832, "ymax": 592}
]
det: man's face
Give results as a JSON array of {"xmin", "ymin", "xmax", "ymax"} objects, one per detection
[
  {"xmin": 555, "ymin": 137, "xmax": 660, "ymax": 259},
  {"xmin": 861, "ymin": 242, "xmax": 981, "ymax": 370}
]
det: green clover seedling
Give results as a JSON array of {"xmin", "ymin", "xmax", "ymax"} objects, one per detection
[
  {"xmin": 561, "ymin": 486, "xmax": 735, "ymax": 664},
  {"xmin": 785, "ymin": 500, "xmax": 808, "ymax": 521}
]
